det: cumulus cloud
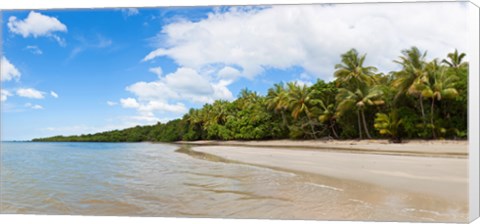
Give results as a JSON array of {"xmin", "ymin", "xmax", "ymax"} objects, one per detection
[
  {"xmin": 149, "ymin": 67, "xmax": 163, "ymax": 77},
  {"xmin": 127, "ymin": 67, "xmax": 232, "ymax": 104},
  {"xmin": 1, "ymin": 56, "xmax": 21, "ymax": 82},
  {"xmin": 1, "ymin": 90, "xmax": 12, "ymax": 102},
  {"xmin": 25, "ymin": 45, "xmax": 43, "ymax": 55},
  {"xmin": 217, "ymin": 66, "xmax": 242, "ymax": 81},
  {"xmin": 16, "ymin": 88, "xmax": 45, "ymax": 99},
  {"xmin": 145, "ymin": 3, "xmax": 468, "ymax": 81},
  {"xmin": 120, "ymin": 67, "xmax": 234, "ymax": 121},
  {"xmin": 8, "ymin": 11, "xmax": 67, "ymax": 46},
  {"xmin": 50, "ymin": 91, "xmax": 59, "ymax": 98},
  {"xmin": 120, "ymin": 97, "xmax": 140, "ymax": 108},
  {"xmin": 25, "ymin": 103, "xmax": 43, "ymax": 110}
]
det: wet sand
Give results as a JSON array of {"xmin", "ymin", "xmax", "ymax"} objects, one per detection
[{"xmin": 186, "ymin": 140, "xmax": 468, "ymax": 204}]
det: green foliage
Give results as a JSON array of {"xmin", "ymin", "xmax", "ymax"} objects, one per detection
[
  {"xmin": 374, "ymin": 111, "xmax": 403, "ymax": 142},
  {"xmin": 33, "ymin": 48, "xmax": 468, "ymax": 143}
]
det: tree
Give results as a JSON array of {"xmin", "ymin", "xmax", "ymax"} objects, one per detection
[
  {"xmin": 334, "ymin": 49, "xmax": 377, "ymax": 88},
  {"xmin": 442, "ymin": 49, "xmax": 467, "ymax": 69},
  {"xmin": 336, "ymin": 85, "xmax": 384, "ymax": 139},
  {"xmin": 286, "ymin": 82, "xmax": 320, "ymax": 139},
  {"xmin": 392, "ymin": 47, "xmax": 428, "ymax": 125},
  {"xmin": 417, "ymin": 60, "xmax": 459, "ymax": 138},
  {"xmin": 266, "ymin": 83, "xmax": 289, "ymax": 127},
  {"xmin": 318, "ymin": 100, "xmax": 339, "ymax": 139},
  {"xmin": 374, "ymin": 111, "xmax": 403, "ymax": 143}
]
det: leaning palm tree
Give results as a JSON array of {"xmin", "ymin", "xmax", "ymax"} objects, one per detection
[
  {"xmin": 286, "ymin": 82, "xmax": 319, "ymax": 139},
  {"xmin": 334, "ymin": 48, "xmax": 378, "ymax": 89},
  {"xmin": 336, "ymin": 85, "xmax": 384, "ymax": 139},
  {"xmin": 416, "ymin": 60, "xmax": 459, "ymax": 138},
  {"xmin": 392, "ymin": 47, "xmax": 428, "ymax": 124}
]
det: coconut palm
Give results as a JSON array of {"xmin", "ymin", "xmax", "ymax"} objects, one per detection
[
  {"xmin": 336, "ymin": 85, "xmax": 384, "ymax": 139},
  {"xmin": 392, "ymin": 47, "xmax": 428, "ymax": 124},
  {"xmin": 416, "ymin": 60, "xmax": 459, "ymax": 138},
  {"xmin": 318, "ymin": 100, "xmax": 339, "ymax": 139},
  {"xmin": 374, "ymin": 111, "xmax": 403, "ymax": 142},
  {"xmin": 286, "ymin": 82, "xmax": 319, "ymax": 139},
  {"xmin": 334, "ymin": 49, "xmax": 377, "ymax": 88},
  {"xmin": 266, "ymin": 83, "xmax": 289, "ymax": 127},
  {"xmin": 442, "ymin": 49, "xmax": 467, "ymax": 69}
]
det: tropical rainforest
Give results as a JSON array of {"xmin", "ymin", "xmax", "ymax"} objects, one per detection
[{"xmin": 33, "ymin": 47, "xmax": 468, "ymax": 143}]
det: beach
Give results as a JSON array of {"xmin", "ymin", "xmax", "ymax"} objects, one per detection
[{"xmin": 179, "ymin": 140, "xmax": 468, "ymax": 204}]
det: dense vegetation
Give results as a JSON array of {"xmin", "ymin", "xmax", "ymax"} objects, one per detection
[{"xmin": 33, "ymin": 47, "xmax": 468, "ymax": 143}]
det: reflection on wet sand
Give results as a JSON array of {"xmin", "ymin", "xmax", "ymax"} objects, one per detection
[{"xmin": 177, "ymin": 145, "xmax": 468, "ymax": 222}]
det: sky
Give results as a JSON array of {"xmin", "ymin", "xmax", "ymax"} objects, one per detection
[{"xmin": 0, "ymin": 2, "xmax": 470, "ymax": 140}]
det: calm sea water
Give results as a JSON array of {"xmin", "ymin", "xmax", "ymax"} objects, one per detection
[{"xmin": 0, "ymin": 142, "xmax": 467, "ymax": 221}]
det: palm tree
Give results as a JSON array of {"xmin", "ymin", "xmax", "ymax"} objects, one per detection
[
  {"xmin": 318, "ymin": 100, "xmax": 339, "ymax": 139},
  {"xmin": 374, "ymin": 110, "xmax": 403, "ymax": 142},
  {"xmin": 334, "ymin": 49, "xmax": 377, "ymax": 88},
  {"xmin": 238, "ymin": 88, "xmax": 260, "ymax": 110},
  {"xmin": 442, "ymin": 49, "xmax": 467, "ymax": 69},
  {"xmin": 286, "ymin": 82, "xmax": 319, "ymax": 139},
  {"xmin": 336, "ymin": 85, "xmax": 384, "ymax": 139},
  {"xmin": 417, "ymin": 60, "xmax": 459, "ymax": 138},
  {"xmin": 266, "ymin": 83, "xmax": 289, "ymax": 127},
  {"xmin": 392, "ymin": 47, "xmax": 428, "ymax": 124}
]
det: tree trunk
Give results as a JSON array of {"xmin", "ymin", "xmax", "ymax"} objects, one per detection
[
  {"xmin": 308, "ymin": 118, "xmax": 317, "ymax": 139},
  {"xmin": 357, "ymin": 110, "xmax": 363, "ymax": 139},
  {"xmin": 330, "ymin": 120, "xmax": 339, "ymax": 139},
  {"xmin": 431, "ymin": 99, "xmax": 437, "ymax": 139},
  {"xmin": 419, "ymin": 95, "xmax": 426, "ymax": 125},
  {"xmin": 280, "ymin": 110, "xmax": 288, "ymax": 127},
  {"xmin": 361, "ymin": 109, "xmax": 372, "ymax": 139}
]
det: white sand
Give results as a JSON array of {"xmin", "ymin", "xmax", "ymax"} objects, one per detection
[
  {"xmin": 178, "ymin": 139, "xmax": 468, "ymax": 157},
  {"xmin": 188, "ymin": 141, "xmax": 468, "ymax": 203}
]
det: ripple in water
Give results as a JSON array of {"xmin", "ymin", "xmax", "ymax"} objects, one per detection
[{"xmin": 0, "ymin": 142, "xmax": 467, "ymax": 221}]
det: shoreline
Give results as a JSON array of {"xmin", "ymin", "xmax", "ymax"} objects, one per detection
[
  {"xmin": 176, "ymin": 139, "xmax": 468, "ymax": 158},
  {"xmin": 185, "ymin": 142, "xmax": 468, "ymax": 204}
]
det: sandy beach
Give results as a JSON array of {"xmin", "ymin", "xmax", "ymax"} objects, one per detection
[
  {"xmin": 177, "ymin": 139, "xmax": 468, "ymax": 157},
  {"xmin": 179, "ymin": 140, "xmax": 468, "ymax": 203}
]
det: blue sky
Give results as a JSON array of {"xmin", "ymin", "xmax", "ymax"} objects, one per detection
[{"xmin": 1, "ymin": 3, "xmax": 469, "ymax": 140}]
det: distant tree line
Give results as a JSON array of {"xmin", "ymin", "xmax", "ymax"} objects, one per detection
[{"xmin": 32, "ymin": 47, "xmax": 468, "ymax": 143}]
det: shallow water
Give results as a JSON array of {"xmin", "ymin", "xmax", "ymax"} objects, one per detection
[{"xmin": 0, "ymin": 142, "xmax": 467, "ymax": 221}]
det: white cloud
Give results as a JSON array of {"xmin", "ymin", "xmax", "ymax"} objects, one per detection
[
  {"xmin": 1, "ymin": 90, "xmax": 12, "ymax": 102},
  {"xmin": 16, "ymin": 88, "xmax": 45, "ymax": 99},
  {"xmin": 120, "ymin": 67, "xmax": 234, "ymax": 120},
  {"xmin": 126, "ymin": 67, "xmax": 232, "ymax": 105},
  {"xmin": 121, "ymin": 8, "xmax": 139, "ymax": 17},
  {"xmin": 144, "ymin": 3, "xmax": 468, "ymax": 81},
  {"xmin": 8, "ymin": 11, "xmax": 67, "ymax": 45},
  {"xmin": 293, "ymin": 80, "xmax": 313, "ymax": 87},
  {"xmin": 1, "ymin": 56, "xmax": 21, "ymax": 82},
  {"xmin": 149, "ymin": 67, "xmax": 163, "ymax": 77},
  {"xmin": 25, "ymin": 45, "xmax": 43, "ymax": 55},
  {"xmin": 217, "ymin": 66, "xmax": 242, "ymax": 80},
  {"xmin": 25, "ymin": 103, "xmax": 43, "ymax": 110},
  {"xmin": 120, "ymin": 97, "xmax": 140, "ymax": 108},
  {"xmin": 50, "ymin": 91, "xmax": 58, "ymax": 98},
  {"xmin": 107, "ymin": 101, "xmax": 117, "ymax": 106}
]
